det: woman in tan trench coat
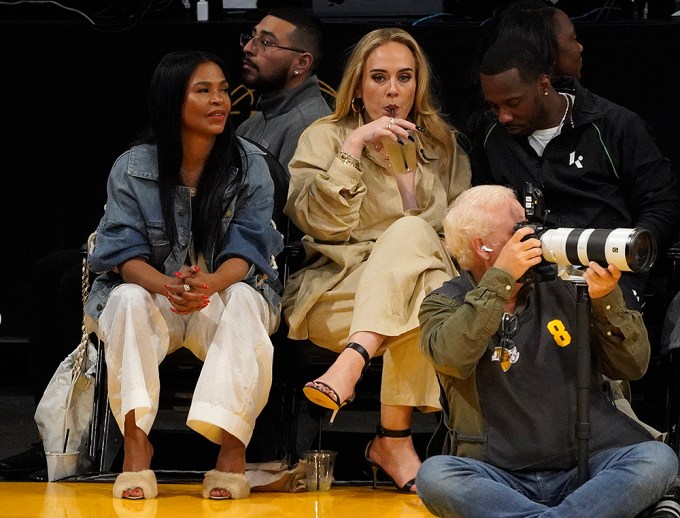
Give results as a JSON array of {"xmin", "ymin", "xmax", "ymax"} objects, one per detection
[{"xmin": 282, "ymin": 28, "xmax": 471, "ymax": 493}]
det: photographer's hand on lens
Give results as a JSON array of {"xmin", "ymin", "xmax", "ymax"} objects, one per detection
[
  {"xmin": 493, "ymin": 226, "xmax": 543, "ymax": 281},
  {"xmin": 582, "ymin": 262, "xmax": 621, "ymax": 299}
]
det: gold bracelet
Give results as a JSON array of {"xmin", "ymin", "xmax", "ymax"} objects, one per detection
[{"xmin": 337, "ymin": 150, "xmax": 361, "ymax": 171}]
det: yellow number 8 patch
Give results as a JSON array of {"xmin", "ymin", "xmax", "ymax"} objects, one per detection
[{"xmin": 547, "ymin": 319, "xmax": 572, "ymax": 347}]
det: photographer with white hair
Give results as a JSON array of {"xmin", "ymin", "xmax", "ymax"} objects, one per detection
[{"xmin": 416, "ymin": 185, "xmax": 677, "ymax": 518}]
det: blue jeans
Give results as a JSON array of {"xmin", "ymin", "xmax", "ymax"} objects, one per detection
[{"xmin": 416, "ymin": 442, "xmax": 678, "ymax": 518}]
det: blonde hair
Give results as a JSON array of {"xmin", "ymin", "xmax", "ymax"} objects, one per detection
[
  {"xmin": 322, "ymin": 28, "xmax": 457, "ymax": 172},
  {"xmin": 443, "ymin": 185, "xmax": 517, "ymax": 270}
]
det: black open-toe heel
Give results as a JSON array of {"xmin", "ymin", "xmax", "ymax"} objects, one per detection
[
  {"xmin": 302, "ymin": 342, "xmax": 371, "ymax": 423},
  {"xmin": 365, "ymin": 425, "xmax": 417, "ymax": 494}
]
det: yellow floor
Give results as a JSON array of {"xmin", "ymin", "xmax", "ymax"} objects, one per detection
[{"xmin": 0, "ymin": 482, "xmax": 434, "ymax": 518}]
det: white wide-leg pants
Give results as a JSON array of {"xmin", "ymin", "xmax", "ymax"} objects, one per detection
[{"xmin": 94, "ymin": 282, "xmax": 279, "ymax": 446}]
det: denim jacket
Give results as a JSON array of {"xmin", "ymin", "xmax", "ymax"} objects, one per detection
[{"xmin": 85, "ymin": 138, "xmax": 284, "ymax": 320}]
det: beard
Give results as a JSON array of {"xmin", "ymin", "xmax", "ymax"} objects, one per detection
[{"xmin": 241, "ymin": 64, "xmax": 290, "ymax": 94}]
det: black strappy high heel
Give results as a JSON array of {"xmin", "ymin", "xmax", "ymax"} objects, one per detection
[
  {"xmin": 302, "ymin": 342, "xmax": 371, "ymax": 423},
  {"xmin": 365, "ymin": 424, "xmax": 417, "ymax": 494}
]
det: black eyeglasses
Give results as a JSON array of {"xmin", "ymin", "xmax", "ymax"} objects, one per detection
[
  {"xmin": 500, "ymin": 313, "xmax": 518, "ymax": 337},
  {"xmin": 239, "ymin": 33, "xmax": 306, "ymax": 54},
  {"xmin": 499, "ymin": 312, "xmax": 519, "ymax": 360}
]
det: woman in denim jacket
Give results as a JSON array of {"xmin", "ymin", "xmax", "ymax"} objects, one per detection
[{"xmin": 85, "ymin": 50, "xmax": 283, "ymax": 501}]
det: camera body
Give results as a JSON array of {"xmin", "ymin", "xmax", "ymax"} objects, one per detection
[
  {"xmin": 513, "ymin": 184, "xmax": 558, "ymax": 283},
  {"xmin": 512, "ymin": 183, "xmax": 657, "ymax": 283}
]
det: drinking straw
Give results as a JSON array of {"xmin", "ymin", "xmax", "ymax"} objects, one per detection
[{"xmin": 317, "ymin": 415, "xmax": 322, "ymax": 490}]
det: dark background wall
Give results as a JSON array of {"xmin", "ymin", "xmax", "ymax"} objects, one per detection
[{"xmin": 1, "ymin": 9, "xmax": 679, "ymax": 343}]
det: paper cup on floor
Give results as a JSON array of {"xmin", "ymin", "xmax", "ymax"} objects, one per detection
[
  {"xmin": 45, "ymin": 452, "xmax": 79, "ymax": 481},
  {"xmin": 301, "ymin": 450, "xmax": 336, "ymax": 492}
]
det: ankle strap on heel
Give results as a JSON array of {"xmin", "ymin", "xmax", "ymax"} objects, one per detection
[
  {"xmin": 346, "ymin": 342, "xmax": 370, "ymax": 367},
  {"xmin": 377, "ymin": 424, "xmax": 411, "ymax": 438}
]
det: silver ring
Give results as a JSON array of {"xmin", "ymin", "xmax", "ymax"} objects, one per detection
[{"xmin": 183, "ymin": 284, "xmax": 191, "ymax": 292}]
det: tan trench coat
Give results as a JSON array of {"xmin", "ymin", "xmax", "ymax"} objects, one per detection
[{"xmin": 282, "ymin": 116, "xmax": 471, "ymax": 408}]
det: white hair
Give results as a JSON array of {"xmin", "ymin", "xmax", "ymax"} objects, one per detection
[{"xmin": 443, "ymin": 185, "xmax": 517, "ymax": 270}]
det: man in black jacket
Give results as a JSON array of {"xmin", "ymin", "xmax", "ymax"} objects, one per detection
[{"xmin": 470, "ymin": 37, "xmax": 679, "ymax": 308}]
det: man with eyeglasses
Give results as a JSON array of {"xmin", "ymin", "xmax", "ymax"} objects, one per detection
[
  {"xmin": 236, "ymin": 8, "xmax": 330, "ymax": 176},
  {"xmin": 416, "ymin": 185, "xmax": 677, "ymax": 517}
]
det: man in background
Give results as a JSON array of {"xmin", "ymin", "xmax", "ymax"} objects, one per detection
[
  {"xmin": 469, "ymin": 37, "xmax": 679, "ymax": 310},
  {"xmin": 237, "ymin": 7, "xmax": 331, "ymax": 174}
]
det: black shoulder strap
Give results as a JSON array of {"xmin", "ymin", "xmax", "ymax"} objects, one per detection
[
  {"xmin": 431, "ymin": 271, "xmax": 475, "ymax": 303},
  {"xmin": 239, "ymin": 137, "xmax": 290, "ymax": 235}
]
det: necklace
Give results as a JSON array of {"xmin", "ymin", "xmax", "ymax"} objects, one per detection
[
  {"xmin": 531, "ymin": 92, "xmax": 571, "ymax": 143},
  {"xmin": 373, "ymin": 144, "xmax": 391, "ymax": 167},
  {"xmin": 180, "ymin": 165, "xmax": 201, "ymax": 197},
  {"xmin": 180, "ymin": 171, "xmax": 198, "ymax": 197},
  {"xmin": 558, "ymin": 92, "xmax": 573, "ymax": 126}
]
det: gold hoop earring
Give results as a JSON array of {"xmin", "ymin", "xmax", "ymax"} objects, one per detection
[{"xmin": 351, "ymin": 97, "xmax": 364, "ymax": 114}]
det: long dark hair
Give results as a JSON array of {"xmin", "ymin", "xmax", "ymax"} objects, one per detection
[{"xmin": 145, "ymin": 50, "xmax": 243, "ymax": 257}]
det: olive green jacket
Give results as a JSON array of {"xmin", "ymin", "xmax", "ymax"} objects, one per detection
[{"xmin": 419, "ymin": 268, "xmax": 652, "ymax": 469}]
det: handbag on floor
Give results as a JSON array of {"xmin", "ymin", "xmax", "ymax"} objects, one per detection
[{"xmin": 34, "ymin": 240, "xmax": 98, "ymax": 477}]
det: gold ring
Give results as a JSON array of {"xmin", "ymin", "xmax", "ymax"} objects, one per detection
[
  {"xmin": 183, "ymin": 284, "xmax": 191, "ymax": 292},
  {"xmin": 385, "ymin": 121, "xmax": 392, "ymax": 130}
]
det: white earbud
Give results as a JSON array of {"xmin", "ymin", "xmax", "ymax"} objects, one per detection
[{"xmin": 481, "ymin": 245, "xmax": 494, "ymax": 252}]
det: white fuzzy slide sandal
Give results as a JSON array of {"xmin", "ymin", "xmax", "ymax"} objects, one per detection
[
  {"xmin": 202, "ymin": 470, "xmax": 250, "ymax": 500},
  {"xmin": 113, "ymin": 469, "xmax": 158, "ymax": 499}
]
